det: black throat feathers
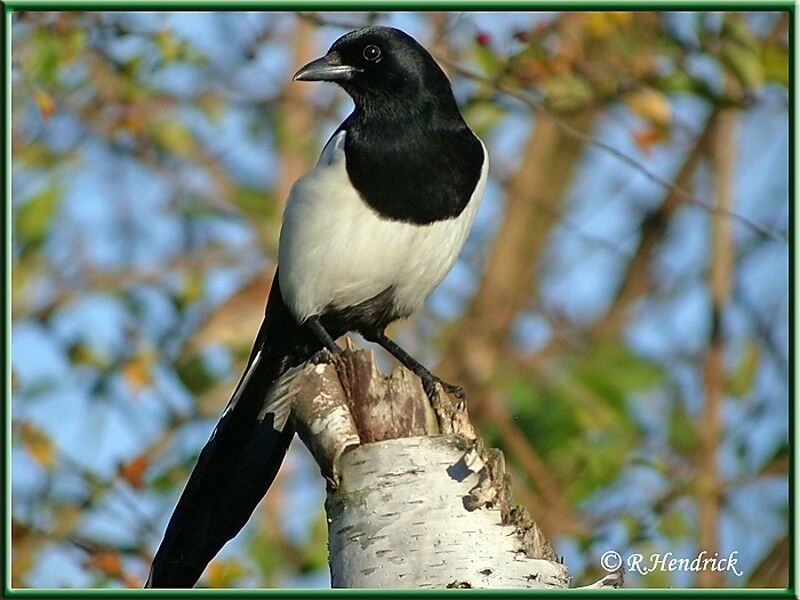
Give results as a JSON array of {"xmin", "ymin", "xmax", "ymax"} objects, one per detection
[{"xmin": 341, "ymin": 106, "xmax": 484, "ymax": 225}]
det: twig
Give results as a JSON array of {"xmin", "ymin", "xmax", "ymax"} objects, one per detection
[
  {"xmin": 696, "ymin": 108, "xmax": 736, "ymax": 587},
  {"xmin": 296, "ymin": 11, "xmax": 371, "ymax": 31},
  {"xmin": 590, "ymin": 112, "xmax": 717, "ymax": 340},
  {"xmin": 442, "ymin": 60, "xmax": 787, "ymax": 244}
]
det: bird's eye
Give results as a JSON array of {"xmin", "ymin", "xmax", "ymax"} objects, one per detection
[{"xmin": 362, "ymin": 44, "xmax": 382, "ymax": 62}]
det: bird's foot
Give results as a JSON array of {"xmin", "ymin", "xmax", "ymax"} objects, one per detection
[
  {"xmin": 310, "ymin": 346, "xmax": 342, "ymax": 366},
  {"xmin": 421, "ymin": 375, "xmax": 466, "ymax": 410}
]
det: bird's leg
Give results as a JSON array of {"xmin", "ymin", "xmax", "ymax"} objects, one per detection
[
  {"xmin": 363, "ymin": 329, "xmax": 465, "ymax": 404},
  {"xmin": 306, "ymin": 316, "xmax": 343, "ymax": 354}
]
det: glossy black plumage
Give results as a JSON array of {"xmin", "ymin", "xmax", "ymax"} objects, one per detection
[
  {"xmin": 342, "ymin": 116, "xmax": 484, "ymax": 224},
  {"xmin": 147, "ymin": 279, "xmax": 320, "ymax": 587},
  {"xmin": 329, "ymin": 28, "xmax": 484, "ymax": 224}
]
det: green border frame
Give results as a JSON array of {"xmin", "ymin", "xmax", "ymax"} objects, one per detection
[
  {"xmin": 2, "ymin": 1, "xmax": 798, "ymax": 10},
  {"xmin": 4, "ymin": 2, "xmax": 795, "ymax": 597}
]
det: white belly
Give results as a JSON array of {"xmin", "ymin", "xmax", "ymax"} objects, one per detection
[{"xmin": 278, "ymin": 131, "xmax": 488, "ymax": 323}]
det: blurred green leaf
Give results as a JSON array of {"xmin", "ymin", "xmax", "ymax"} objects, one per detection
[
  {"xmin": 16, "ymin": 185, "xmax": 60, "ymax": 252},
  {"xmin": 233, "ymin": 184, "xmax": 277, "ymax": 221},
  {"xmin": 28, "ymin": 29, "xmax": 61, "ymax": 84},
  {"xmin": 542, "ymin": 73, "xmax": 594, "ymax": 114},
  {"xmin": 174, "ymin": 271, "xmax": 205, "ymax": 310},
  {"xmin": 503, "ymin": 352, "xmax": 640, "ymax": 501},
  {"xmin": 205, "ymin": 559, "xmax": 248, "ymax": 588},
  {"xmin": 508, "ymin": 45, "xmax": 552, "ymax": 87},
  {"xmin": 462, "ymin": 102, "xmax": 506, "ymax": 138},
  {"xmin": 720, "ymin": 41, "xmax": 765, "ymax": 90},
  {"xmin": 62, "ymin": 28, "xmax": 87, "ymax": 64},
  {"xmin": 154, "ymin": 28, "xmax": 183, "ymax": 62},
  {"xmin": 658, "ymin": 508, "xmax": 691, "ymax": 540},
  {"xmin": 472, "ymin": 43, "xmax": 502, "ymax": 76},
  {"xmin": 16, "ymin": 143, "xmax": 63, "ymax": 168},
  {"xmin": 68, "ymin": 343, "xmax": 113, "ymax": 370},
  {"xmin": 299, "ymin": 511, "xmax": 329, "ymax": 573},
  {"xmin": 505, "ymin": 371, "xmax": 580, "ymax": 458},
  {"xmin": 721, "ymin": 13, "xmax": 758, "ymax": 49},
  {"xmin": 657, "ymin": 68, "xmax": 697, "ymax": 94},
  {"xmin": 558, "ymin": 424, "xmax": 636, "ymax": 502},
  {"xmin": 175, "ymin": 352, "xmax": 218, "ymax": 395},
  {"xmin": 504, "ymin": 341, "xmax": 661, "ymax": 500},
  {"xmin": 668, "ymin": 402, "xmax": 697, "ymax": 455},
  {"xmin": 149, "ymin": 463, "xmax": 192, "ymax": 493},
  {"xmin": 570, "ymin": 341, "xmax": 664, "ymax": 413},
  {"xmin": 726, "ymin": 341, "xmax": 759, "ymax": 397},
  {"xmin": 717, "ymin": 14, "xmax": 764, "ymax": 91},
  {"xmin": 148, "ymin": 118, "xmax": 196, "ymax": 157},
  {"xmin": 621, "ymin": 513, "xmax": 644, "ymax": 542},
  {"xmin": 762, "ymin": 43, "xmax": 789, "ymax": 86},
  {"xmin": 248, "ymin": 525, "xmax": 284, "ymax": 587}
]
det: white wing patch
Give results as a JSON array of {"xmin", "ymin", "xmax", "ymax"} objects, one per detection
[
  {"xmin": 222, "ymin": 350, "xmax": 261, "ymax": 419},
  {"xmin": 215, "ymin": 348, "xmax": 294, "ymax": 435},
  {"xmin": 257, "ymin": 364, "xmax": 302, "ymax": 432}
]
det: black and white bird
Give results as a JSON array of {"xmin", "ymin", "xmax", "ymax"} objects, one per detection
[{"xmin": 147, "ymin": 25, "xmax": 488, "ymax": 588}]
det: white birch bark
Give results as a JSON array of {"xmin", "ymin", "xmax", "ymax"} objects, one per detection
[{"xmin": 327, "ymin": 435, "xmax": 568, "ymax": 588}]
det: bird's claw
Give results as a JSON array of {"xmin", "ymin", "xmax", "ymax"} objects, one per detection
[
  {"xmin": 422, "ymin": 376, "xmax": 466, "ymax": 410},
  {"xmin": 310, "ymin": 348, "xmax": 339, "ymax": 365}
]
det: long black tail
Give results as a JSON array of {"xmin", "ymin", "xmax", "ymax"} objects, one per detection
[{"xmin": 146, "ymin": 272, "xmax": 321, "ymax": 588}]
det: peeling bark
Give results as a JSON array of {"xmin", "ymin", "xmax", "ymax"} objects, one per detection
[
  {"xmin": 327, "ymin": 436, "xmax": 565, "ymax": 589},
  {"xmin": 269, "ymin": 345, "xmax": 584, "ymax": 589}
]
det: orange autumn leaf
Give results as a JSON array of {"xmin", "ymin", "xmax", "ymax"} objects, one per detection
[
  {"xmin": 631, "ymin": 127, "xmax": 667, "ymax": 154},
  {"xmin": 84, "ymin": 551, "xmax": 140, "ymax": 587},
  {"xmin": 118, "ymin": 454, "xmax": 150, "ymax": 489},
  {"xmin": 515, "ymin": 56, "xmax": 552, "ymax": 83},
  {"xmin": 120, "ymin": 107, "xmax": 146, "ymax": 135},
  {"xmin": 85, "ymin": 551, "xmax": 123, "ymax": 579},
  {"xmin": 122, "ymin": 350, "xmax": 155, "ymax": 391},
  {"xmin": 33, "ymin": 89, "xmax": 56, "ymax": 120}
]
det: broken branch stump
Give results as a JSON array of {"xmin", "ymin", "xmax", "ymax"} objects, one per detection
[{"xmin": 269, "ymin": 341, "xmax": 572, "ymax": 589}]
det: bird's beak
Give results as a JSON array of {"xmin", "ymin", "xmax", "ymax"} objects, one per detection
[{"xmin": 293, "ymin": 53, "xmax": 360, "ymax": 82}]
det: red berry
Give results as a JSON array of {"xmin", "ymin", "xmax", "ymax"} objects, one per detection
[{"xmin": 476, "ymin": 31, "xmax": 491, "ymax": 46}]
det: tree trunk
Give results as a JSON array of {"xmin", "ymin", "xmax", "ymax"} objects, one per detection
[{"xmin": 268, "ymin": 341, "xmax": 621, "ymax": 589}]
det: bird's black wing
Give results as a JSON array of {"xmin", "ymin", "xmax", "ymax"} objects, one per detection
[{"xmin": 146, "ymin": 272, "xmax": 321, "ymax": 587}]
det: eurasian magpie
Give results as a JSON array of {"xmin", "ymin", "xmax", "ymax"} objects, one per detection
[{"xmin": 146, "ymin": 25, "xmax": 488, "ymax": 588}]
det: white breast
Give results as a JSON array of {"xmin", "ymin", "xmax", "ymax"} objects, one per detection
[{"xmin": 278, "ymin": 130, "xmax": 488, "ymax": 324}]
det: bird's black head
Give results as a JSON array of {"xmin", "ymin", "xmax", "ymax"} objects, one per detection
[{"xmin": 293, "ymin": 26, "xmax": 455, "ymax": 114}]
